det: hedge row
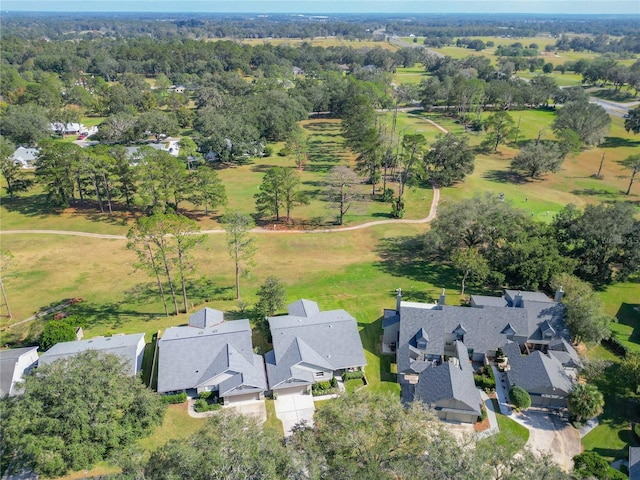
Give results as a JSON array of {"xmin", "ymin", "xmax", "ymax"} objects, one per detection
[
  {"xmin": 343, "ymin": 371, "xmax": 365, "ymax": 381},
  {"xmin": 194, "ymin": 398, "xmax": 222, "ymax": 413},
  {"xmin": 162, "ymin": 392, "xmax": 187, "ymax": 404},
  {"xmin": 312, "ymin": 377, "xmax": 339, "ymax": 396}
]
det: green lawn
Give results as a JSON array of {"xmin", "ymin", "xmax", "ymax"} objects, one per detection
[{"xmin": 478, "ymin": 401, "xmax": 529, "ymax": 456}]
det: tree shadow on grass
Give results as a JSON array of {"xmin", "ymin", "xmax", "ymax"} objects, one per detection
[
  {"xmin": 600, "ymin": 137, "xmax": 640, "ymax": 149},
  {"xmin": 375, "ymin": 235, "xmax": 460, "ymax": 292},
  {"xmin": 1, "ymin": 194, "xmax": 54, "ymax": 219},
  {"xmin": 483, "ymin": 169, "xmax": 529, "ymax": 184},
  {"xmin": 616, "ymin": 303, "xmax": 640, "ymax": 342},
  {"xmin": 570, "ymin": 188, "xmax": 618, "ymax": 197}
]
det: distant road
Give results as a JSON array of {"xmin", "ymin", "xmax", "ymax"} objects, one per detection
[{"xmin": 589, "ymin": 97, "xmax": 639, "ymax": 118}]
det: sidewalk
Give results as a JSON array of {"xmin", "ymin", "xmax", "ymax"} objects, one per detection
[{"xmin": 476, "ymin": 390, "xmax": 500, "ymax": 440}]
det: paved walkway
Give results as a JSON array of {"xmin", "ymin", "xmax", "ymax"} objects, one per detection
[
  {"xmin": 273, "ymin": 390, "xmax": 315, "ymax": 437},
  {"xmin": 476, "ymin": 390, "xmax": 500, "ymax": 440}
]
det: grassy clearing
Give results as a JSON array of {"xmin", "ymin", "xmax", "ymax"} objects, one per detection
[
  {"xmin": 237, "ymin": 37, "xmax": 398, "ymax": 51},
  {"xmin": 393, "ymin": 65, "xmax": 429, "ymax": 85},
  {"xmin": 264, "ymin": 398, "xmax": 284, "ymax": 437}
]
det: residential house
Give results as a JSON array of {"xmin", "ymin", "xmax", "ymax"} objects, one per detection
[
  {"xmin": 38, "ymin": 333, "xmax": 146, "ymax": 376},
  {"xmin": 157, "ymin": 308, "xmax": 267, "ymax": 404},
  {"xmin": 125, "ymin": 140, "xmax": 180, "ymax": 160},
  {"xmin": 414, "ymin": 340, "xmax": 482, "ymax": 422},
  {"xmin": 0, "ymin": 346, "xmax": 39, "ymax": 396},
  {"xmin": 10, "ymin": 147, "xmax": 40, "ymax": 168},
  {"xmin": 630, "ymin": 447, "xmax": 640, "ymax": 480},
  {"xmin": 502, "ymin": 341, "xmax": 573, "ymax": 408},
  {"xmin": 265, "ymin": 299, "xmax": 367, "ymax": 395},
  {"xmin": 384, "ymin": 288, "xmax": 577, "ymax": 421}
]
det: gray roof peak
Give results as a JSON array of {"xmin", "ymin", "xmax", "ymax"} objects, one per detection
[
  {"xmin": 189, "ymin": 307, "xmax": 224, "ymax": 329},
  {"xmin": 287, "ymin": 299, "xmax": 321, "ymax": 317},
  {"xmin": 501, "ymin": 323, "xmax": 517, "ymax": 335},
  {"xmin": 453, "ymin": 324, "xmax": 468, "ymax": 335}
]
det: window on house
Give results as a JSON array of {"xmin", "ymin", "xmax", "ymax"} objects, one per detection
[{"xmin": 315, "ymin": 371, "xmax": 324, "ymax": 377}]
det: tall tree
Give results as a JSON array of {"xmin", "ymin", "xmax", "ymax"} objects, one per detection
[
  {"xmin": 127, "ymin": 213, "xmax": 201, "ymax": 315},
  {"xmin": 553, "ymin": 203, "xmax": 640, "ymax": 284},
  {"xmin": 253, "ymin": 276, "xmax": 286, "ymax": 339},
  {"xmin": 621, "ymin": 153, "xmax": 640, "ymax": 195},
  {"xmin": 0, "ymin": 351, "xmax": 165, "ymax": 478},
  {"xmin": 143, "ymin": 411, "xmax": 295, "ymax": 480},
  {"xmin": 394, "ymin": 133, "xmax": 426, "ymax": 218},
  {"xmin": 510, "ymin": 141, "xmax": 566, "ymax": 178},
  {"xmin": 285, "ymin": 126, "xmax": 309, "ymax": 170},
  {"xmin": 136, "ymin": 148, "xmax": 188, "ymax": 212},
  {"xmin": 326, "ymin": 166, "xmax": 362, "ymax": 225},
  {"xmin": 281, "ymin": 168, "xmax": 309, "ymax": 223},
  {"xmin": 0, "ymin": 104, "xmax": 51, "ymax": 146},
  {"xmin": 188, "ymin": 166, "xmax": 227, "ymax": 215},
  {"xmin": 567, "ymin": 383, "xmax": 604, "ymax": 423},
  {"xmin": 424, "ymin": 133, "xmax": 475, "ymax": 186},
  {"xmin": 0, "ymin": 136, "xmax": 32, "ymax": 199},
  {"xmin": 222, "ymin": 211, "xmax": 256, "ymax": 300},
  {"xmin": 255, "ymin": 167, "xmax": 285, "ymax": 221},
  {"xmin": 551, "ymin": 273, "xmax": 611, "ymax": 344},
  {"xmin": 482, "ymin": 111, "xmax": 515, "ymax": 152},
  {"xmin": 625, "ymin": 105, "xmax": 640, "ymax": 135},
  {"xmin": 0, "ymin": 250, "xmax": 14, "ymax": 319},
  {"xmin": 451, "ymin": 247, "xmax": 490, "ymax": 295},
  {"xmin": 34, "ymin": 141, "xmax": 82, "ymax": 207},
  {"xmin": 553, "ymin": 99, "xmax": 611, "ymax": 147},
  {"xmin": 136, "ymin": 110, "xmax": 180, "ymax": 142}
]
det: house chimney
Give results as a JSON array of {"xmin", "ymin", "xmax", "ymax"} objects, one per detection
[
  {"xmin": 515, "ymin": 291, "xmax": 523, "ymax": 308},
  {"xmin": 396, "ymin": 288, "xmax": 402, "ymax": 313},
  {"xmin": 554, "ymin": 286, "xmax": 564, "ymax": 303},
  {"xmin": 439, "ymin": 288, "xmax": 446, "ymax": 306}
]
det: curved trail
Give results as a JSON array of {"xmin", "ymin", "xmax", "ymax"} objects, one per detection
[
  {"xmin": 0, "ymin": 187, "xmax": 439, "ymax": 239},
  {"xmin": 1, "ymin": 115, "xmax": 447, "ymax": 240}
]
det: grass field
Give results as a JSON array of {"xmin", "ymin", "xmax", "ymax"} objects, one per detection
[{"xmin": 237, "ymin": 36, "xmax": 398, "ymax": 52}]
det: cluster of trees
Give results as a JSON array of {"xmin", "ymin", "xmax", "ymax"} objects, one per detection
[
  {"xmin": 5, "ymin": 141, "xmax": 226, "ymax": 213},
  {"xmin": 342, "ymin": 94, "xmax": 475, "ymax": 217},
  {"xmin": 0, "ymin": 351, "xmax": 165, "ymax": 477},
  {"xmin": 112, "ymin": 392, "xmax": 569, "ymax": 480},
  {"xmin": 2, "ymin": 12, "xmax": 377, "ymax": 42},
  {"xmin": 423, "ymin": 195, "xmax": 639, "ymax": 343}
]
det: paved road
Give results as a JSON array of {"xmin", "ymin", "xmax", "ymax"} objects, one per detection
[{"xmin": 590, "ymin": 97, "xmax": 639, "ymax": 118}]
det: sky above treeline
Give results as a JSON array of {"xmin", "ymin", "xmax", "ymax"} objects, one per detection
[{"xmin": 2, "ymin": 0, "xmax": 639, "ymax": 14}]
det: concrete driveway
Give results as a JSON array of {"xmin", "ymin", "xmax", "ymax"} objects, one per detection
[
  {"xmin": 517, "ymin": 409, "xmax": 581, "ymax": 472},
  {"xmin": 274, "ymin": 391, "xmax": 315, "ymax": 436},
  {"xmin": 224, "ymin": 398, "xmax": 267, "ymax": 424}
]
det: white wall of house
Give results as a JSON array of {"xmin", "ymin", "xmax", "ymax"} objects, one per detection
[{"xmin": 10, "ymin": 348, "xmax": 39, "ymax": 396}]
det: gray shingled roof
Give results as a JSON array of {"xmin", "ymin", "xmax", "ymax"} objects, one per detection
[
  {"xmin": 157, "ymin": 317, "xmax": 266, "ymax": 395},
  {"xmin": 0, "ymin": 346, "xmax": 39, "ymax": 396},
  {"xmin": 266, "ymin": 301, "xmax": 366, "ymax": 390},
  {"xmin": 38, "ymin": 333, "xmax": 145, "ymax": 376},
  {"xmin": 470, "ymin": 295, "xmax": 509, "ymax": 308},
  {"xmin": 397, "ymin": 302, "xmax": 529, "ymax": 374},
  {"xmin": 414, "ymin": 341, "xmax": 481, "ymax": 415},
  {"xmin": 504, "ymin": 342, "xmax": 573, "ymax": 395},
  {"xmin": 287, "ymin": 299, "xmax": 321, "ymax": 317},
  {"xmin": 548, "ymin": 338, "xmax": 582, "ymax": 368},
  {"xmin": 505, "ymin": 290, "xmax": 552, "ymax": 305},
  {"xmin": 630, "ymin": 447, "xmax": 640, "ymax": 480},
  {"xmin": 189, "ymin": 307, "xmax": 224, "ymax": 329}
]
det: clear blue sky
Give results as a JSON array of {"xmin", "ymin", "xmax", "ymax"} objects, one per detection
[{"xmin": 2, "ymin": 0, "xmax": 639, "ymax": 14}]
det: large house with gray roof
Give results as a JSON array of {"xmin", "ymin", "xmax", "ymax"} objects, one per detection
[
  {"xmin": 265, "ymin": 299, "xmax": 366, "ymax": 395},
  {"xmin": 0, "ymin": 346, "xmax": 39, "ymax": 397},
  {"xmin": 157, "ymin": 307, "xmax": 267, "ymax": 405},
  {"xmin": 38, "ymin": 333, "xmax": 146, "ymax": 376},
  {"xmin": 384, "ymin": 288, "xmax": 578, "ymax": 421}
]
